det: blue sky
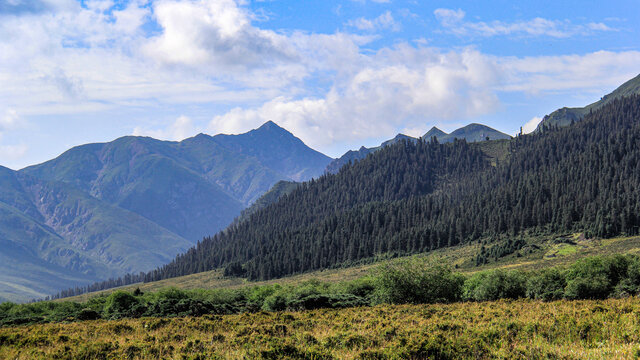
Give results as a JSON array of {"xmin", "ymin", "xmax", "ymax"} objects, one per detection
[{"xmin": 0, "ymin": 0, "xmax": 639, "ymax": 169}]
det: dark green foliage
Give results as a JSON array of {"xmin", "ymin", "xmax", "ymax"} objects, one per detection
[
  {"xmin": 563, "ymin": 255, "xmax": 631, "ymax": 300},
  {"xmin": 463, "ymin": 270, "xmax": 526, "ymax": 301},
  {"xmin": 223, "ymin": 262, "xmax": 246, "ymax": 277},
  {"xmin": 526, "ymin": 268, "xmax": 566, "ymax": 301},
  {"xmin": 476, "ymin": 238, "xmax": 526, "ymax": 265},
  {"xmin": 103, "ymin": 291, "xmax": 144, "ymax": 319},
  {"xmin": 77, "ymin": 308, "xmax": 101, "ymax": 321},
  {"xmin": 373, "ymin": 259, "xmax": 464, "ymax": 304}
]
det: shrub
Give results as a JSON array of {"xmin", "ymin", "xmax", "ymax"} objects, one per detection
[
  {"xmin": 288, "ymin": 294, "xmax": 368, "ymax": 311},
  {"xmin": 526, "ymin": 268, "xmax": 566, "ymax": 301},
  {"xmin": 373, "ymin": 259, "xmax": 464, "ymax": 304},
  {"xmin": 463, "ymin": 270, "xmax": 526, "ymax": 301},
  {"xmin": 615, "ymin": 256, "xmax": 640, "ymax": 297},
  {"xmin": 103, "ymin": 291, "xmax": 145, "ymax": 319},
  {"xmin": 332, "ymin": 278, "xmax": 376, "ymax": 299},
  {"xmin": 563, "ymin": 256, "xmax": 620, "ymax": 300},
  {"xmin": 262, "ymin": 293, "xmax": 288, "ymax": 312},
  {"xmin": 77, "ymin": 308, "xmax": 101, "ymax": 321}
]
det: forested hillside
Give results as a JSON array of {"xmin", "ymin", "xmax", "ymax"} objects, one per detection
[
  {"xmin": 55, "ymin": 95, "xmax": 640, "ymax": 298},
  {"xmin": 536, "ymin": 73, "xmax": 640, "ymax": 130},
  {"xmin": 325, "ymin": 124, "xmax": 510, "ymax": 174}
]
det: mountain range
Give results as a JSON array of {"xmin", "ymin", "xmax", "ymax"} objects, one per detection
[
  {"xmin": 325, "ymin": 123, "xmax": 510, "ymax": 174},
  {"xmin": 95, "ymin": 91, "xmax": 640, "ymax": 291},
  {"xmin": 11, "ymin": 72, "xmax": 638, "ymax": 303},
  {"xmin": 0, "ymin": 122, "xmax": 331, "ymax": 302}
]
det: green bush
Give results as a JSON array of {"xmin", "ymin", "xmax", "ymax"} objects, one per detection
[
  {"xmin": 564, "ymin": 256, "xmax": 618, "ymax": 299},
  {"xmin": 262, "ymin": 293, "xmax": 288, "ymax": 312},
  {"xmin": 463, "ymin": 269, "xmax": 526, "ymax": 301},
  {"xmin": 526, "ymin": 268, "xmax": 566, "ymax": 301},
  {"xmin": 103, "ymin": 291, "xmax": 145, "ymax": 319},
  {"xmin": 288, "ymin": 294, "xmax": 368, "ymax": 311},
  {"xmin": 373, "ymin": 259, "xmax": 464, "ymax": 304}
]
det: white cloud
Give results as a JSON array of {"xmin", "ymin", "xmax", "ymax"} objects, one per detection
[
  {"xmin": 435, "ymin": 8, "xmax": 616, "ymax": 38},
  {"xmin": 522, "ymin": 116, "xmax": 542, "ymax": 134},
  {"xmin": 500, "ymin": 50, "xmax": 640, "ymax": 94},
  {"xmin": 210, "ymin": 47, "xmax": 501, "ymax": 148},
  {"xmin": 347, "ymin": 11, "xmax": 400, "ymax": 32},
  {"xmin": 133, "ymin": 115, "xmax": 196, "ymax": 141},
  {"xmin": 0, "ymin": 0, "xmax": 638, "ymax": 165},
  {"xmin": 144, "ymin": 0, "xmax": 296, "ymax": 70}
]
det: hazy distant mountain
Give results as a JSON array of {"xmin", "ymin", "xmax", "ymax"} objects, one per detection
[
  {"xmin": 440, "ymin": 123, "xmax": 511, "ymax": 143},
  {"xmin": 423, "ymin": 126, "xmax": 448, "ymax": 140},
  {"xmin": 537, "ymin": 73, "xmax": 640, "ymax": 131},
  {"xmin": 0, "ymin": 166, "xmax": 191, "ymax": 302},
  {"xmin": 3, "ymin": 121, "xmax": 331, "ymax": 302},
  {"xmin": 326, "ymin": 124, "xmax": 510, "ymax": 174},
  {"xmin": 212, "ymin": 121, "xmax": 332, "ymax": 182}
]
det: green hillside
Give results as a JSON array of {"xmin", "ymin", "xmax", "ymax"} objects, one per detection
[{"xmin": 537, "ymin": 73, "xmax": 640, "ymax": 131}]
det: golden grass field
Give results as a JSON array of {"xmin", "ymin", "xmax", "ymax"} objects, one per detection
[{"xmin": 3, "ymin": 298, "xmax": 640, "ymax": 359}]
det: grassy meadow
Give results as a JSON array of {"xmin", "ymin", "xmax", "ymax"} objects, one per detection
[
  {"xmin": 58, "ymin": 234, "xmax": 640, "ymax": 303},
  {"xmin": 5, "ymin": 234, "xmax": 640, "ymax": 359},
  {"xmin": 3, "ymin": 298, "xmax": 640, "ymax": 359}
]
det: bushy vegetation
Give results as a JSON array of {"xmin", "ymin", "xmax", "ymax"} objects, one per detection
[
  {"xmin": 6, "ymin": 254, "xmax": 640, "ymax": 328},
  {"xmin": 372, "ymin": 259, "xmax": 464, "ymax": 304},
  {"xmin": 3, "ymin": 299, "xmax": 640, "ymax": 359}
]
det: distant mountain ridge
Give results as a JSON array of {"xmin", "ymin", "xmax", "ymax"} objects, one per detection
[
  {"xmin": 326, "ymin": 123, "xmax": 510, "ymax": 174},
  {"xmin": 2, "ymin": 121, "xmax": 332, "ymax": 302},
  {"xmin": 536, "ymin": 73, "xmax": 640, "ymax": 131}
]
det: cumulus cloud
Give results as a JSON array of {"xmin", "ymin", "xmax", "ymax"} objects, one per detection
[
  {"xmin": 210, "ymin": 47, "xmax": 501, "ymax": 148},
  {"xmin": 522, "ymin": 116, "xmax": 542, "ymax": 134},
  {"xmin": 209, "ymin": 45, "xmax": 640, "ymax": 149},
  {"xmin": 347, "ymin": 11, "xmax": 400, "ymax": 32},
  {"xmin": 133, "ymin": 116, "xmax": 196, "ymax": 141},
  {"xmin": 0, "ymin": 0, "xmax": 638, "ymax": 163},
  {"xmin": 144, "ymin": 0, "xmax": 297, "ymax": 69},
  {"xmin": 500, "ymin": 50, "xmax": 640, "ymax": 94},
  {"xmin": 0, "ymin": 0, "xmax": 77, "ymax": 15},
  {"xmin": 435, "ymin": 8, "xmax": 615, "ymax": 38}
]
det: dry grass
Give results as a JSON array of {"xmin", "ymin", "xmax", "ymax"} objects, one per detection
[{"xmin": 4, "ymin": 298, "xmax": 640, "ymax": 359}]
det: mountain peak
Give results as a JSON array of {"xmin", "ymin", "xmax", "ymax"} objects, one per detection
[
  {"xmin": 256, "ymin": 120, "xmax": 287, "ymax": 133},
  {"xmin": 423, "ymin": 126, "xmax": 448, "ymax": 140}
]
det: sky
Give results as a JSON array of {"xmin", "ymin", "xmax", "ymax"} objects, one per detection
[{"xmin": 0, "ymin": 0, "xmax": 639, "ymax": 169}]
